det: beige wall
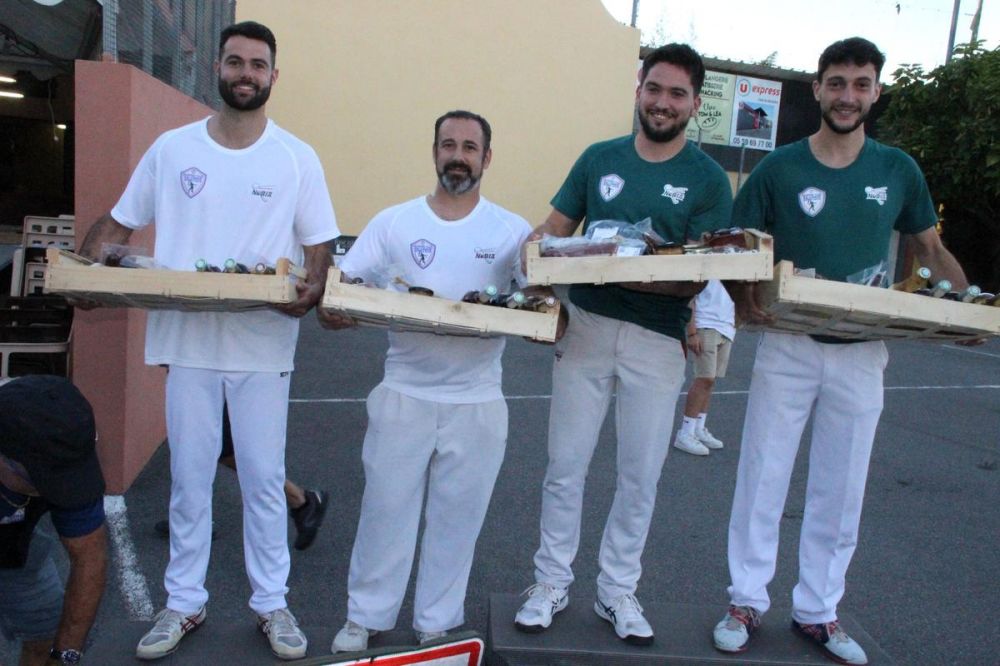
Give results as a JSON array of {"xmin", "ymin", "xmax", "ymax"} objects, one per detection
[{"xmin": 236, "ymin": 0, "xmax": 639, "ymax": 234}]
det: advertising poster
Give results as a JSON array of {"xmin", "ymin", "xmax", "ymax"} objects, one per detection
[
  {"xmin": 685, "ymin": 70, "xmax": 735, "ymax": 146},
  {"xmin": 729, "ymin": 76, "xmax": 783, "ymax": 151}
]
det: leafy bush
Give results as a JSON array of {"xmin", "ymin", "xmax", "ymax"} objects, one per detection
[{"xmin": 880, "ymin": 43, "xmax": 1000, "ymax": 291}]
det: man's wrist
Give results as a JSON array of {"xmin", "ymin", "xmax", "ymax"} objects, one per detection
[{"xmin": 50, "ymin": 647, "xmax": 83, "ymax": 664}]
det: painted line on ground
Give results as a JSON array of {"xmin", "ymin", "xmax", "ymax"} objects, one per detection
[
  {"xmin": 941, "ymin": 345, "xmax": 1000, "ymax": 359},
  {"xmin": 104, "ymin": 495, "xmax": 155, "ymax": 621},
  {"xmin": 290, "ymin": 384, "xmax": 1000, "ymax": 404}
]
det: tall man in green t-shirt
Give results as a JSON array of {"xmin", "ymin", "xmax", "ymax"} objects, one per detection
[
  {"xmin": 514, "ymin": 44, "xmax": 733, "ymax": 646},
  {"xmin": 712, "ymin": 38, "xmax": 976, "ymax": 666}
]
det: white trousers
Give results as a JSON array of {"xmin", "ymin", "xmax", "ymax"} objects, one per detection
[
  {"xmin": 533, "ymin": 304, "xmax": 686, "ymax": 600},
  {"xmin": 164, "ymin": 366, "xmax": 291, "ymax": 615},
  {"xmin": 726, "ymin": 332, "xmax": 887, "ymax": 623},
  {"xmin": 346, "ymin": 385, "xmax": 508, "ymax": 632}
]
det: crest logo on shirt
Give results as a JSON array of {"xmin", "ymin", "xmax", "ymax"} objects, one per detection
[
  {"xmin": 411, "ymin": 238, "xmax": 436, "ymax": 269},
  {"xmin": 475, "ymin": 247, "xmax": 497, "ymax": 264},
  {"xmin": 0, "ymin": 507, "xmax": 25, "ymax": 524},
  {"xmin": 661, "ymin": 184, "xmax": 688, "ymax": 204},
  {"xmin": 798, "ymin": 186, "xmax": 826, "ymax": 217},
  {"xmin": 251, "ymin": 184, "xmax": 273, "ymax": 202},
  {"xmin": 865, "ymin": 186, "xmax": 888, "ymax": 206},
  {"xmin": 180, "ymin": 167, "xmax": 207, "ymax": 198},
  {"xmin": 599, "ymin": 174, "xmax": 624, "ymax": 202}
]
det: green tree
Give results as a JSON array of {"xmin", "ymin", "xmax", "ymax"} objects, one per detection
[{"xmin": 880, "ymin": 43, "xmax": 1000, "ymax": 291}]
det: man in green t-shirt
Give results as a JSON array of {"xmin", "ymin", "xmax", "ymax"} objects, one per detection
[
  {"xmin": 514, "ymin": 44, "xmax": 733, "ymax": 646},
  {"xmin": 712, "ymin": 38, "xmax": 976, "ymax": 666}
]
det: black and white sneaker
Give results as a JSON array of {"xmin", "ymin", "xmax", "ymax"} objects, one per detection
[
  {"xmin": 514, "ymin": 582, "xmax": 568, "ymax": 633},
  {"xmin": 594, "ymin": 593, "xmax": 654, "ymax": 646}
]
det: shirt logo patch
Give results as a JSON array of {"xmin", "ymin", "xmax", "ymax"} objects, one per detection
[
  {"xmin": 251, "ymin": 184, "xmax": 274, "ymax": 202},
  {"xmin": 475, "ymin": 247, "xmax": 497, "ymax": 264},
  {"xmin": 662, "ymin": 184, "xmax": 688, "ymax": 204},
  {"xmin": 410, "ymin": 238, "xmax": 436, "ymax": 269},
  {"xmin": 798, "ymin": 187, "xmax": 826, "ymax": 217},
  {"xmin": 599, "ymin": 174, "xmax": 624, "ymax": 202},
  {"xmin": 0, "ymin": 507, "xmax": 25, "ymax": 524},
  {"xmin": 865, "ymin": 186, "xmax": 888, "ymax": 206},
  {"xmin": 180, "ymin": 167, "xmax": 207, "ymax": 198}
]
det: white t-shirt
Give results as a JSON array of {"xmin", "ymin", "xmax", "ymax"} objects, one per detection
[
  {"xmin": 111, "ymin": 118, "xmax": 339, "ymax": 372},
  {"xmin": 339, "ymin": 195, "xmax": 531, "ymax": 403},
  {"xmin": 693, "ymin": 279, "xmax": 736, "ymax": 341}
]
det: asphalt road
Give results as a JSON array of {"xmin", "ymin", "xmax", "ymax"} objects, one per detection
[{"xmin": 4, "ymin": 317, "xmax": 998, "ymax": 665}]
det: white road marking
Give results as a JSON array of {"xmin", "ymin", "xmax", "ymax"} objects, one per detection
[
  {"xmin": 104, "ymin": 495, "xmax": 155, "ymax": 621},
  {"xmin": 941, "ymin": 345, "xmax": 1000, "ymax": 359}
]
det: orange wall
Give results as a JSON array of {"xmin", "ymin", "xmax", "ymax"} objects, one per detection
[{"xmin": 73, "ymin": 60, "xmax": 212, "ymax": 492}]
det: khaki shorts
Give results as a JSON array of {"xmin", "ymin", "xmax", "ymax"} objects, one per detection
[{"xmin": 692, "ymin": 328, "xmax": 732, "ymax": 378}]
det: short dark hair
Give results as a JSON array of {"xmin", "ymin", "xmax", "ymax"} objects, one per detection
[
  {"xmin": 640, "ymin": 43, "xmax": 706, "ymax": 95},
  {"xmin": 219, "ymin": 21, "xmax": 277, "ymax": 67},
  {"xmin": 433, "ymin": 110, "xmax": 492, "ymax": 152},
  {"xmin": 817, "ymin": 37, "xmax": 885, "ymax": 82}
]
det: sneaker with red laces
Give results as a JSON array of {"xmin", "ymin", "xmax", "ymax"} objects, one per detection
[
  {"xmin": 136, "ymin": 606, "xmax": 206, "ymax": 660},
  {"xmin": 791, "ymin": 619, "xmax": 868, "ymax": 665},
  {"xmin": 712, "ymin": 604, "xmax": 761, "ymax": 653}
]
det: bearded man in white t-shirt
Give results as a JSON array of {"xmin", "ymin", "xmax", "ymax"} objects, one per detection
[
  {"xmin": 78, "ymin": 21, "xmax": 339, "ymax": 662},
  {"xmin": 319, "ymin": 110, "xmax": 536, "ymax": 653}
]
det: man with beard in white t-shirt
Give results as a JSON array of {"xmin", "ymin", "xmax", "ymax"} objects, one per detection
[
  {"xmin": 320, "ymin": 110, "xmax": 539, "ymax": 653},
  {"xmin": 77, "ymin": 21, "xmax": 338, "ymax": 662}
]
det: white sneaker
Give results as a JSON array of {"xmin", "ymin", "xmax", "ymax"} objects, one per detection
[
  {"xmin": 257, "ymin": 607, "xmax": 307, "ymax": 660},
  {"xmin": 792, "ymin": 619, "xmax": 868, "ymax": 665},
  {"xmin": 673, "ymin": 432, "xmax": 710, "ymax": 456},
  {"xmin": 416, "ymin": 630, "xmax": 448, "ymax": 644},
  {"xmin": 593, "ymin": 593, "xmax": 654, "ymax": 646},
  {"xmin": 713, "ymin": 605, "xmax": 761, "ymax": 653},
  {"xmin": 331, "ymin": 620, "xmax": 378, "ymax": 653},
  {"xmin": 136, "ymin": 606, "xmax": 206, "ymax": 660},
  {"xmin": 695, "ymin": 428, "xmax": 724, "ymax": 449},
  {"xmin": 513, "ymin": 582, "xmax": 568, "ymax": 633}
]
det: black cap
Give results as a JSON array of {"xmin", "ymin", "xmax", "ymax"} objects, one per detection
[{"xmin": 0, "ymin": 376, "xmax": 105, "ymax": 507}]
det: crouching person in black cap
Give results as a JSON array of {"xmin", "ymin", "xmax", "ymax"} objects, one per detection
[{"xmin": 0, "ymin": 376, "xmax": 108, "ymax": 665}]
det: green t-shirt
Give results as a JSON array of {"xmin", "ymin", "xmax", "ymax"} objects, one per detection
[
  {"xmin": 551, "ymin": 135, "xmax": 733, "ymax": 340},
  {"xmin": 733, "ymin": 137, "xmax": 937, "ymax": 282}
]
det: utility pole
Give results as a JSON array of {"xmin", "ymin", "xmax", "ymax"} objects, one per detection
[
  {"xmin": 970, "ymin": 0, "xmax": 984, "ymax": 44},
  {"xmin": 946, "ymin": 0, "xmax": 961, "ymax": 63},
  {"xmin": 631, "ymin": 0, "xmax": 640, "ymax": 27}
]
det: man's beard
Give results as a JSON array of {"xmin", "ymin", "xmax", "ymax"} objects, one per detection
[
  {"xmin": 637, "ymin": 107, "xmax": 686, "ymax": 143},
  {"xmin": 437, "ymin": 161, "xmax": 480, "ymax": 195},
  {"xmin": 218, "ymin": 77, "xmax": 271, "ymax": 111},
  {"xmin": 821, "ymin": 104, "xmax": 869, "ymax": 135}
]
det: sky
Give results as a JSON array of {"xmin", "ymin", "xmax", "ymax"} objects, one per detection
[{"xmin": 600, "ymin": 0, "xmax": 998, "ymax": 79}]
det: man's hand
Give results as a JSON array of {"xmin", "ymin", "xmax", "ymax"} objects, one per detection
[
  {"xmin": 729, "ymin": 282, "xmax": 774, "ymax": 327},
  {"xmin": 272, "ymin": 242, "xmax": 332, "ymax": 318},
  {"xmin": 65, "ymin": 296, "xmax": 103, "ymax": 311},
  {"xmin": 687, "ymin": 329, "xmax": 704, "ymax": 355},
  {"xmin": 272, "ymin": 278, "xmax": 323, "ymax": 318},
  {"xmin": 316, "ymin": 305, "xmax": 357, "ymax": 330},
  {"xmin": 620, "ymin": 280, "xmax": 706, "ymax": 298}
]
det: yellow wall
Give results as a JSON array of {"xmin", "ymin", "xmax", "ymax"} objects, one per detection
[{"xmin": 236, "ymin": 0, "xmax": 639, "ymax": 234}]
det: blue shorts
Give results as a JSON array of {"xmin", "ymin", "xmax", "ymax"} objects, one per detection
[{"xmin": 0, "ymin": 531, "xmax": 63, "ymax": 642}]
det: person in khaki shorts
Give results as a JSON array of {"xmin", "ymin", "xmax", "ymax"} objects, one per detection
[{"xmin": 673, "ymin": 279, "xmax": 735, "ymax": 456}]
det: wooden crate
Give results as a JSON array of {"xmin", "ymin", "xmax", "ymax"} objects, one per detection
[
  {"xmin": 321, "ymin": 268, "xmax": 560, "ymax": 342},
  {"xmin": 750, "ymin": 260, "xmax": 1000, "ymax": 341},
  {"xmin": 44, "ymin": 249, "xmax": 305, "ymax": 312},
  {"xmin": 525, "ymin": 229, "xmax": 773, "ymax": 285}
]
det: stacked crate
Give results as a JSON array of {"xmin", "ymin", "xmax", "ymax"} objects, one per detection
[
  {"xmin": 1, "ymin": 215, "xmax": 75, "ymax": 378},
  {"xmin": 18, "ymin": 215, "xmax": 75, "ymax": 296}
]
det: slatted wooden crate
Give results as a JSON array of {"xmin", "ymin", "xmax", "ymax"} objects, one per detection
[
  {"xmin": 321, "ymin": 268, "xmax": 560, "ymax": 342},
  {"xmin": 44, "ymin": 249, "xmax": 305, "ymax": 312},
  {"xmin": 751, "ymin": 260, "xmax": 1000, "ymax": 341},
  {"xmin": 525, "ymin": 228, "xmax": 773, "ymax": 285}
]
